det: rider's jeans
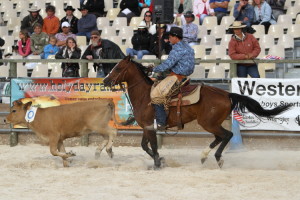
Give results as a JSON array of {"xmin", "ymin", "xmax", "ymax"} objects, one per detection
[{"xmin": 154, "ymin": 104, "xmax": 167, "ymax": 126}]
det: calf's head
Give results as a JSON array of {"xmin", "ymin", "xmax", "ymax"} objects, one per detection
[{"xmin": 5, "ymin": 100, "xmax": 32, "ymax": 126}]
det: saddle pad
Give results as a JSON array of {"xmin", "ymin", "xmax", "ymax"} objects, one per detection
[{"xmin": 170, "ymin": 85, "xmax": 201, "ymax": 107}]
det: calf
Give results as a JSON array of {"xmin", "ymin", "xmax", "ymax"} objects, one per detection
[{"xmin": 6, "ymin": 99, "xmax": 119, "ymax": 167}]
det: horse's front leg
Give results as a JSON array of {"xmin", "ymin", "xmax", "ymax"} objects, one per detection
[{"xmin": 142, "ymin": 129, "xmax": 162, "ymax": 168}]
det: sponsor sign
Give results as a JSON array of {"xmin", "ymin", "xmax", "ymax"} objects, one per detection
[{"xmin": 232, "ymin": 78, "xmax": 300, "ymax": 131}]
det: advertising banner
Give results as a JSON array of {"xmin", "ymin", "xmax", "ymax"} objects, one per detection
[
  {"xmin": 11, "ymin": 78, "xmax": 141, "ymax": 129},
  {"xmin": 232, "ymin": 78, "xmax": 299, "ymax": 131}
]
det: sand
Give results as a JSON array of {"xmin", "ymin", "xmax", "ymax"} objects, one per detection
[{"xmin": 0, "ymin": 145, "xmax": 299, "ymax": 200}]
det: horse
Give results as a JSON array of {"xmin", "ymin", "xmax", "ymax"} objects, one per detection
[{"xmin": 103, "ymin": 56, "xmax": 291, "ymax": 168}]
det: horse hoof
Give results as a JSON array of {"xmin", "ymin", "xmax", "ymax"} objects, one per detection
[
  {"xmin": 201, "ymin": 157, "xmax": 207, "ymax": 164},
  {"xmin": 217, "ymin": 159, "xmax": 224, "ymax": 168},
  {"xmin": 95, "ymin": 152, "xmax": 100, "ymax": 159}
]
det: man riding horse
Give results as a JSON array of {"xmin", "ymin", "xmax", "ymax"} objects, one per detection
[{"xmin": 151, "ymin": 27, "xmax": 195, "ymax": 131}]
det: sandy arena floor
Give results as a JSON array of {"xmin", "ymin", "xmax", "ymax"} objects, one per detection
[{"xmin": 0, "ymin": 145, "xmax": 299, "ymax": 200}]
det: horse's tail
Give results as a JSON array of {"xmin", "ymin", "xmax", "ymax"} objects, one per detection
[{"xmin": 229, "ymin": 93, "xmax": 291, "ymax": 117}]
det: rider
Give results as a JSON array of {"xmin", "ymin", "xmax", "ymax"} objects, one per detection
[{"xmin": 151, "ymin": 27, "xmax": 195, "ymax": 131}]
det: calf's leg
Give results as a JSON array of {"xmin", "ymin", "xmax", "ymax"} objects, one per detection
[
  {"xmin": 105, "ymin": 128, "xmax": 117, "ymax": 159},
  {"xmin": 95, "ymin": 135, "xmax": 109, "ymax": 159},
  {"xmin": 49, "ymin": 140, "xmax": 75, "ymax": 167}
]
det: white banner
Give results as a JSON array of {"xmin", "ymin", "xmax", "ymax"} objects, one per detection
[{"xmin": 231, "ymin": 78, "xmax": 300, "ymax": 131}]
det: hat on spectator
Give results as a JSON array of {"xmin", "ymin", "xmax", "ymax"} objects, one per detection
[
  {"xmin": 184, "ymin": 11, "xmax": 195, "ymax": 20},
  {"xmin": 28, "ymin": 6, "xmax": 41, "ymax": 12},
  {"xmin": 229, "ymin": 21, "xmax": 246, "ymax": 29},
  {"xmin": 78, "ymin": 5, "xmax": 88, "ymax": 11},
  {"xmin": 64, "ymin": 5, "xmax": 75, "ymax": 12},
  {"xmin": 169, "ymin": 27, "xmax": 183, "ymax": 39},
  {"xmin": 61, "ymin": 22, "xmax": 70, "ymax": 28},
  {"xmin": 138, "ymin": 21, "xmax": 147, "ymax": 29}
]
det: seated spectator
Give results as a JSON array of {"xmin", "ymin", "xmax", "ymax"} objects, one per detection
[
  {"xmin": 76, "ymin": 5, "xmax": 97, "ymax": 41},
  {"xmin": 30, "ymin": 23, "xmax": 49, "ymax": 57},
  {"xmin": 182, "ymin": 11, "xmax": 198, "ymax": 46},
  {"xmin": 126, "ymin": 21, "xmax": 152, "ymax": 59},
  {"xmin": 252, "ymin": 0, "xmax": 276, "ymax": 34},
  {"xmin": 21, "ymin": 6, "xmax": 43, "ymax": 34},
  {"xmin": 150, "ymin": 25, "xmax": 172, "ymax": 57},
  {"xmin": 174, "ymin": 0, "xmax": 193, "ymax": 17},
  {"xmin": 209, "ymin": 0, "xmax": 230, "ymax": 24},
  {"xmin": 117, "ymin": 0, "xmax": 141, "ymax": 25},
  {"xmin": 0, "ymin": 37, "xmax": 4, "ymax": 66},
  {"xmin": 81, "ymin": 31, "xmax": 125, "ymax": 77},
  {"xmin": 55, "ymin": 22, "xmax": 76, "ymax": 47},
  {"xmin": 43, "ymin": 5, "xmax": 60, "ymax": 36},
  {"xmin": 193, "ymin": 0, "xmax": 215, "ymax": 25},
  {"xmin": 18, "ymin": 30, "xmax": 31, "ymax": 58},
  {"xmin": 85, "ymin": 0, "xmax": 105, "ymax": 17},
  {"xmin": 266, "ymin": 0, "xmax": 285, "ymax": 21},
  {"xmin": 60, "ymin": 6, "xmax": 79, "ymax": 34},
  {"xmin": 228, "ymin": 21, "xmax": 261, "ymax": 78},
  {"xmin": 43, "ymin": 36, "xmax": 59, "ymax": 59},
  {"xmin": 233, "ymin": 0, "xmax": 254, "ymax": 27},
  {"xmin": 139, "ymin": 0, "xmax": 151, "ymax": 8},
  {"xmin": 55, "ymin": 37, "xmax": 81, "ymax": 77},
  {"xmin": 143, "ymin": 11, "xmax": 157, "ymax": 35}
]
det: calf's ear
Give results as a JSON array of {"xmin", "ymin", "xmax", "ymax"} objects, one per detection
[{"xmin": 24, "ymin": 102, "xmax": 32, "ymax": 110}]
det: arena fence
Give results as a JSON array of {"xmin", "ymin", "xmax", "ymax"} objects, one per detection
[{"xmin": 1, "ymin": 58, "xmax": 300, "ymax": 147}]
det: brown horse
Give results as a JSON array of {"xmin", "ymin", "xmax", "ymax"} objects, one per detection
[{"xmin": 103, "ymin": 56, "xmax": 291, "ymax": 168}]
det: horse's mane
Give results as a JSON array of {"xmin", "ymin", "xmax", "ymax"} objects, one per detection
[{"xmin": 131, "ymin": 60, "xmax": 154, "ymax": 85}]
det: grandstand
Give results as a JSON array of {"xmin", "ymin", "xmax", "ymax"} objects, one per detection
[{"xmin": 0, "ymin": 0, "xmax": 299, "ymax": 79}]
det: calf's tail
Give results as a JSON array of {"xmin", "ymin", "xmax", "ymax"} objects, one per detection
[{"xmin": 109, "ymin": 101, "xmax": 136, "ymax": 126}]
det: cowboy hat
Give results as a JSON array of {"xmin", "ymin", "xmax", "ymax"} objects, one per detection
[
  {"xmin": 78, "ymin": 5, "xmax": 88, "ymax": 11},
  {"xmin": 229, "ymin": 21, "xmax": 247, "ymax": 29},
  {"xmin": 138, "ymin": 21, "xmax": 147, "ymax": 29},
  {"xmin": 169, "ymin": 27, "xmax": 183, "ymax": 39},
  {"xmin": 28, "ymin": 6, "xmax": 41, "ymax": 12},
  {"xmin": 64, "ymin": 5, "xmax": 75, "ymax": 12},
  {"xmin": 184, "ymin": 11, "xmax": 195, "ymax": 20}
]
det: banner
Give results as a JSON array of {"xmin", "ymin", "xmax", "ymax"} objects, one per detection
[
  {"xmin": 11, "ymin": 78, "xmax": 141, "ymax": 129},
  {"xmin": 232, "ymin": 78, "xmax": 300, "ymax": 131}
]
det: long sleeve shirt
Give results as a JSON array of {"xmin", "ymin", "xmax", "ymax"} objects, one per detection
[
  {"xmin": 43, "ymin": 44, "xmax": 59, "ymax": 59},
  {"xmin": 42, "ymin": 16, "xmax": 60, "ymax": 35},
  {"xmin": 77, "ymin": 14, "xmax": 97, "ymax": 33},
  {"xmin": 154, "ymin": 41, "xmax": 195, "ymax": 76},
  {"xmin": 253, "ymin": 1, "xmax": 276, "ymax": 24},
  {"xmin": 182, "ymin": 23, "xmax": 198, "ymax": 43},
  {"xmin": 18, "ymin": 39, "xmax": 31, "ymax": 57},
  {"xmin": 233, "ymin": 3, "xmax": 254, "ymax": 27},
  {"xmin": 30, "ymin": 32, "xmax": 49, "ymax": 54}
]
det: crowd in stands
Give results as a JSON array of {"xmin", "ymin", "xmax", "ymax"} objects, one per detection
[{"xmin": 0, "ymin": 0, "xmax": 299, "ymax": 78}]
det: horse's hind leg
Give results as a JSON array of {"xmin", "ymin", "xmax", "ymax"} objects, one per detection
[
  {"xmin": 215, "ymin": 128, "xmax": 233, "ymax": 168},
  {"xmin": 201, "ymin": 136, "xmax": 222, "ymax": 164}
]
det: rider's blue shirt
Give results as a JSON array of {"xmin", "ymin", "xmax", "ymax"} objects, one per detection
[{"xmin": 153, "ymin": 41, "xmax": 195, "ymax": 76}]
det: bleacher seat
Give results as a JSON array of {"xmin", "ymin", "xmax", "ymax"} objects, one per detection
[
  {"xmin": 192, "ymin": 45, "xmax": 206, "ymax": 59},
  {"xmin": 112, "ymin": 17, "xmax": 127, "ymax": 30},
  {"xmin": 0, "ymin": 65, "xmax": 9, "ymax": 77},
  {"xmin": 76, "ymin": 36, "xmax": 87, "ymax": 46},
  {"xmin": 287, "ymin": 24, "xmax": 300, "ymax": 39},
  {"xmin": 201, "ymin": 55, "xmax": 216, "ymax": 70},
  {"xmin": 277, "ymin": 15, "xmax": 293, "ymax": 29},
  {"xmin": 200, "ymin": 35, "xmax": 216, "ymax": 49},
  {"xmin": 0, "ymin": 26, "xmax": 9, "ymax": 36},
  {"xmin": 88, "ymin": 68, "xmax": 97, "ymax": 78},
  {"xmin": 105, "ymin": 36, "xmax": 122, "ymax": 46},
  {"xmin": 129, "ymin": 17, "xmax": 143, "ymax": 30},
  {"xmin": 189, "ymin": 65, "xmax": 205, "ymax": 79},
  {"xmin": 50, "ymin": 64, "xmax": 63, "ymax": 77},
  {"xmin": 210, "ymin": 45, "xmax": 227, "ymax": 59},
  {"xmin": 207, "ymin": 65, "xmax": 226, "ymax": 78},
  {"xmin": 104, "ymin": 0, "xmax": 114, "ymax": 11},
  {"xmin": 201, "ymin": 16, "xmax": 218, "ymax": 30},
  {"xmin": 268, "ymin": 24, "xmax": 284, "ymax": 38},
  {"xmin": 296, "ymin": 14, "xmax": 300, "ymax": 24},
  {"xmin": 257, "ymin": 64, "xmax": 266, "ymax": 78},
  {"xmin": 278, "ymin": 34, "xmax": 294, "ymax": 50},
  {"xmin": 220, "ymin": 16, "xmax": 235, "ymax": 29},
  {"xmin": 141, "ymin": 55, "xmax": 157, "ymax": 67},
  {"xmin": 210, "ymin": 25, "xmax": 227, "ymax": 39},
  {"xmin": 259, "ymin": 35, "xmax": 275, "ymax": 49},
  {"xmin": 118, "ymin": 26, "xmax": 134, "ymax": 40},
  {"xmin": 101, "ymin": 27, "xmax": 117, "ymax": 37},
  {"xmin": 107, "ymin": 8, "xmax": 120, "ymax": 21},
  {"xmin": 124, "ymin": 36, "xmax": 133, "ymax": 48},
  {"xmin": 119, "ymin": 45, "xmax": 128, "ymax": 55},
  {"xmin": 197, "ymin": 25, "xmax": 207, "ymax": 40},
  {"xmin": 286, "ymin": 6, "xmax": 300, "ymax": 20},
  {"xmin": 257, "ymin": 46, "xmax": 266, "ymax": 59},
  {"xmin": 31, "ymin": 63, "xmax": 49, "ymax": 77},
  {"xmin": 284, "ymin": 0, "xmax": 294, "ymax": 9},
  {"xmin": 269, "ymin": 45, "xmax": 285, "ymax": 58},
  {"xmin": 97, "ymin": 17, "xmax": 110, "ymax": 30},
  {"xmin": 220, "ymin": 34, "xmax": 232, "ymax": 47},
  {"xmin": 140, "ymin": 8, "xmax": 149, "ymax": 18},
  {"xmin": 252, "ymin": 25, "xmax": 265, "ymax": 39}
]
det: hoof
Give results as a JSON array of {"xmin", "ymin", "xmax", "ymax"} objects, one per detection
[
  {"xmin": 106, "ymin": 149, "xmax": 114, "ymax": 159},
  {"xmin": 201, "ymin": 157, "xmax": 207, "ymax": 164},
  {"xmin": 95, "ymin": 152, "xmax": 100, "ymax": 159},
  {"xmin": 67, "ymin": 151, "xmax": 76, "ymax": 157},
  {"xmin": 154, "ymin": 155, "xmax": 161, "ymax": 168},
  {"xmin": 217, "ymin": 159, "xmax": 224, "ymax": 168}
]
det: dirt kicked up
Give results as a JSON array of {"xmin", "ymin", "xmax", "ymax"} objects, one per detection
[{"xmin": 0, "ymin": 145, "xmax": 299, "ymax": 200}]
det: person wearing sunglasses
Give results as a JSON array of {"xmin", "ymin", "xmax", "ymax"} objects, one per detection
[
  {"xmin": 81, "ymin": 31, "xmax": 125, "ymax": 77},
  {"xmin": 233, "ymin": 0, "xmax": 254, "ymax": 27}
]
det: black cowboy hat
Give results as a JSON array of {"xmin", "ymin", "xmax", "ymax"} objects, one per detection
[
  {"xmin": 64, "ymin": 5, "xmax": 75, "ymax": 12},
  {"xmin": 184, "ymin": 11, "xmax": 195, "ymax": 21},
  {"xmin": 169, "ymin": 27, "xmax": 183, "ymax": 39},
  {"xmin": 77, "ymin": 5, "xmax": 88, "ymax": 11}
]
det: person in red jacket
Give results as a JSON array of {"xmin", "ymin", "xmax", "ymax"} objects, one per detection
[{"xmin": 228, "ymin": 21, "xmax": 261, "ymax": 78}]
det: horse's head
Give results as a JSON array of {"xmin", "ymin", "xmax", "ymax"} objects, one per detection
[
  {"xmin": 103, "ymin": 56, "xmax": 153, "ymax": 87},
  {"xmin": 103, "ymin": 56, "xmax": 132, "ymax": 87}
]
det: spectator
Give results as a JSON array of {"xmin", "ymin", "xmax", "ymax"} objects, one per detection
[
  {"xmin": 43, "ymin": 36, "xmax": 59, "ymax": 59},
  {"xmin": 55, "ymin": 22, "xmax": 76, "ymax": 47},
  {"xmin": 233, "ymin": 0, "xmax": 254, "ymax": 27},
  {"xmin": 228, "ymin": 21, "xmax": 261, "ymax": 78},
  {"xmin": 76, "ymin": 5, "xmax": 97, "ymax": 41},
  {"xmin": 174, "ymin": 0, "xmax": 193, "ymax": 17},
  {"xmin": 55, "ymin": 37, "xmax": 81, "ymax": 77},
  {"xmin": 81, "ymin": 30, "xmax": 125, "ymax": 77},
  {"xmin": 18, "ymin": 30, "xmax": 31, "ymax": 58},
  {"xmin": 150, "ymin": 25, "xmax": 172, "ymax": 57},
  {"xmin": 209, "ymin": 0, "xmax": 230, "ymax": 24},
  {"xmin": 193, "ymin": 0, "xmax": 215, "ymax": 25},
  {"xmin": 30, "ymin": 23, "xmax": 49, "ymax": 57},
  {"xmin": 117, "ymin": 0, "xmax": 140, "ymax": 25},
  {"xmin": 266, "ymin": 0, "xmax": 285, "ymax": 21},
  {"xmin": 0, "ymin": 37, "xmax": 4, "ymax": 66},
  {"xmin": 42, "ymin": 5, "xmax": 60, "ymax": 36},
  {"xmin": 126, "ymin": 21, "xmax": 152, "ymax": 59},
  {"xmin": 60, "ymin": 5, "xmax": 79, "ymax": 34},
  {"xmin": 139, "ymin": 0, "xmax": 151, "ymax": 8},
  {"xmin": 143, "ymin": 11, "xmax": 157, "ymax": 35},
  {"xmin": 182, "ymin": 11, "xmax": 198, "ymax": 46},
  {"xmin": 85, "ymin": 0, "xmax": 105, "ymax": 17},
  {"xmin": 21, "ymin": 6, "xmax": 43, "ymax": 34},
  {"xmin": 252, "ymin": 0, "xmax": 276, "ymax": 34}
]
